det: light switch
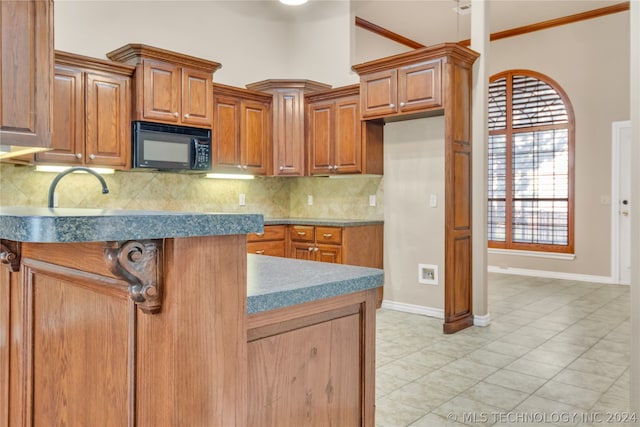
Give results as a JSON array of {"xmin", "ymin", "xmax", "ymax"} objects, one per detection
[
  {"xmin": 369, "ymin": 195, "xmax": 376, "ymax": 206},
  {"xmin": 429, "ymin": 194, "xmax": 437, "ymax": 208},
  {"xmin": 307, "ymin": 195, "xmax": 313, "ymax": 206},
  {"xmin": 239, "ymin": 194, "xmax": 246, "ymax": 206}
]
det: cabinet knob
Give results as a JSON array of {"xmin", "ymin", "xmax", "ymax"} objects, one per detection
[
  {"xmin": 307, "ymin": 247, "xmax": 314, "ymax": 252},
  {"xmin": 297, "ymin": 231, "xmax": 306, "ymax": 236},
  {"xmin": 328, "ymin": 165, "xmax": 333, "ymax": 170},
  {"xmin": 184, "ymin": 113, "xmax": 190, "ymax": 119},
  {"xmin": 333, "ymin": 165, "xmax": 338, "ymax": 171},
  {"xmin": 279, "ymin": 166, "xmax": 284, "ymax": 171},
  {"xmin": 314, "ymin": 247, "xmax": 319, "ymax": 252},
  {"xmin": 237, "ymin": 165, "xmax": 242, "ymax": 169},
  {"xmin": 399, "ymin": 101, "xmax": 406, "ymax": 107},
  {"xmin": 390, "ymin": 103, "xmax": 396, "ymax": 109},
  {"xmin": 243, "ymin": 165, "xmax": 248, "ymax": 169},
  {"xmin": 76, "ymin": 153, "xmax": 82, "ymax": 159},
  {"xmin": 323, "ymin": 233, "xmax": 333, "ymax": 238},
  {"xmin": 255, "ymin": 232, "xmax": 264, "ymax": 237},
  {"xmin": 89, "ymin": 154, "xmax": 95, "ymax": 160},
  {"xmin": 255, "ymin": 250, "xmax": 265, "ymax": 255},
  {"xmin": 174, "ymin": 112, "xmax": 179, "ymax": 118}
]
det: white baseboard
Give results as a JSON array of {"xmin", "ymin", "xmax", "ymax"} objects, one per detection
[
  {"xmin": 380, "ymin": 300, "xmax": 444, "ymax": 319},
  {"xmin": 474, "ymin": 313, "xmax": 491, "ymax": 327},
  {"xmin": 488, "ymin": 265, "xmax": 621, "ymax": 285}
]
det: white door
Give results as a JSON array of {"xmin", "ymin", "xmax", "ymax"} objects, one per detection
[{"xmin": 612, "ymin": 121, "xmax": 631, "ymax": 284}]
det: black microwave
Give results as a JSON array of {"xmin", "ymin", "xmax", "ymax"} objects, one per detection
[{"xmin": 132, "ymin": 121, "xmax": 211, "ymax": 172}]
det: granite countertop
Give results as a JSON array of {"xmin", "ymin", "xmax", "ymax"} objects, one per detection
[
  {"xmin": 246, "ymin": 254, "xmax": 383, "ymax": 314},
  {"xmin": 0, "ymin": 207, "xmax": 263, "ymax": 243},
  {"xmin": 264, "ymin": 218, "xmax": 383, "ymax": 227}
]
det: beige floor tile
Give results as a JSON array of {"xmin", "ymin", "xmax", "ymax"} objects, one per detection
[
  {"xmin": 514, "ymin": 395, "xmax": 585, "ymax": 426},
  {"xmin": 483, "ymin": 340, "xmax": 532, "ymax": 358},
  {"xmin": 432, "ymin": 396, "xmax": 504, "ymax": 427},
  {"xmin": 409, "ymin": 413, "xmax": 467, "ymax": 427},
  {"xmin": 504, "ymin": 357, "xmax": 565, "ymax": 379},
  {"xmin": 466, "ymin": 348, "xmax": 518, "ymax": 368},
  {"xmin": 439, "ymin": 358, "xmax": 499, "ymax": 381},
  {"xmin": 581, "ymin": 348, "xmax": 629, "ymax": 367},
  {"xmin": 567, "ymin": 357, "xmax": 628, "ymax": 379},
  {"xmin": 534, "ymin": 380, "xmax": 603, "ymax": 410},
  {"xmin": 460, "ymin": 381, "xmax": 529, "ymax": 411},
  {"xmin": 376, "ymin": 371, "xmax": 412, "ymax": 398},
  {"xmin": 375, "ymin": 397, "xmax": 427, "ymax": 427},
  {"xmin": 521, "ymin": 348, "xmax": 578, "ymax": 368},
  {"xmin": 397, "ymin": 349, "xmax": 457, "ymax": 370},
  {"xmin": 377, "ymin": 357, "xmax": 439, "ymax": 382},
  {"xmin": 414, "ymin": 368, "xmax": 480, "ymax": 394},
  {"xmin": 386, "ymin": 381, "xmax": 456, "ymax": 412},
  {"xmin": 484, "ymin": 369, "xmax": 548, "ymax": 394},
  {"xmin": 552, "ymin": 368, "xmax": 617, "ymax": 393}
]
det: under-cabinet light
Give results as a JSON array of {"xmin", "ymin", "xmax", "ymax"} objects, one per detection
[
  {"xmin": 35, "ymin": 165, "xmax": 115, "ymax": 175},
  {"xmin": 279, "ymin": 0, "xmax": 307, "ymax": 5},
  {"xmin": 204, "ymin": 173, "xmax": 254, "ymax": 180}
]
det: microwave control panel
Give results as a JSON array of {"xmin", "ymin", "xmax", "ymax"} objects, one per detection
[{"xmin": 193, "ymin": 140, "xmax": 211, "ymax": 170}]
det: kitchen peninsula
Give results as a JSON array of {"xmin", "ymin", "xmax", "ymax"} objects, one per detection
[{"xmin": 0, "ymin": 208, "xmax": 382, "ymax": 426}]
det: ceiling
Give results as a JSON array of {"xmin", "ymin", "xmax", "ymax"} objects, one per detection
[{"xmin": 351, "ymin": 0, "xmax": 625, "ymax": 46}]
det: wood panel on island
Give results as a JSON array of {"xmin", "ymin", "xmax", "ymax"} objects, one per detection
[
  {"xmin": 0, "ymin": 0, "xmax": 53, "ymax": 151},
  {"xmin": 246, "ymin": 79, "xmax": 331, "ymax": 176},
  {"xmin": 212, "ymin": 83, "xmax": 272, "ymax": 175},
  {"xmin": 106, "ymin": 44, "xmax": 221, "ymax": 128},
  {"xmin": 353, "ymin": 43, "xmax": 479, "ymax": 333}
]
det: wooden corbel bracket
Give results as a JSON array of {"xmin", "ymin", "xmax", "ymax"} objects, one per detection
[
  {"xmin": 0, "ymin": 240, "xmax": 21, "ymax": 272},
  {"xmin": 105, "ymin": 240, "xmax": 163, "ymax": 314}
]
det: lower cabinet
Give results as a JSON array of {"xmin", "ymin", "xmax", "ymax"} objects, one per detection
[
  {"xmin": 247, "ymin": 288, "xmax": 377, "ymax": 427},
  {"xmin": 247, "ymin": 225, "xmax": 286, "ymax": 257}
]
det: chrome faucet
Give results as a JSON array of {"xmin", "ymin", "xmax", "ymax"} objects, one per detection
[{"xmin": 47, "ymin": 166, "xmax": 109, "ymax": 208}]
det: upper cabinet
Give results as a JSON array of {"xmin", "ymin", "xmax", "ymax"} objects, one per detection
[
  {"xmin": 35, "ymin": 51, "xmax": 134, "ymax": 169},
  {"xmin": 246, "ymin": 80, "xmax": 331, "ymax": 177},
  {"xmin": 107, "ymin": 44, "xmax": 221, "ymax": 129},
  {"xmin": 212, "ymin": 83, "xmax": 272, "ymax": 175},
  {"xmin": 306, "ymin": 85, "xmax": 383, "ymax": 176},
  {"xmin": 0, "ymin": 0, "xmax": 54, "ymax": 149}
]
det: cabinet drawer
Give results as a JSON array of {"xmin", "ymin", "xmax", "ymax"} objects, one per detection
[
  {"xmin": 290, "ymin": 225, "xmax": 314, "ymax": 242},
  {"xmin": 247, "ymin": 225, "xmax": 286, "ymax": 242},
  {"xmin": 248, "ymin": 241, "xmax": 286, "ymax": 257},
  {"xmin": 315, "ymin": 226, "xmax": 342, "ymax": 244}
]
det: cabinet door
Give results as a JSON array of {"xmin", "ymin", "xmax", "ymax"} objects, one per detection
[
  {"xmin": 85, "ymin": 72, "xmax": 130, "ymax": 168},
  {"xmin": 360, "ymin": 69, "xmax": 397, "ymax": 119},
  {"xmin": 241, "ymin": 100, "xmax": 270, "ymax": 175},
  {"xmin": 333, "ymin": 97, "xmax": 361, "ymax": 174},
  {"xmin": 142, "ymin": 60, "xmax": 181, "ymax": 123},
  {"xmin": 308, "ymin": 101, "xmax": 333, "ymax": 175},
  {"xmin": 272, "ymin": 89, "xmax": 305, "ymax": 176},
  {"xmin": 398, "ymin": 60, "xmax": 442, "ymax": 113},
  {"xmin": 0, "ymin": 0, "xmax": 53, "ymax": 148},
  {"xmin": 181, "ymin": 67, "xmax": 213, "ymax": 127},
  {"xmin": 36, "ymin": 65, "xmax": 84, "ymax": 165},
  {"xmin": 315, "ymin": 244, "xmax": 341, "ymax": 264},
  {"xmin": 213, "ymin": 96, "xmax": 241, "ymax": 170},
  {"xmin": 290, "ymin": 242, "xmax": 315, "ymax": 261}
]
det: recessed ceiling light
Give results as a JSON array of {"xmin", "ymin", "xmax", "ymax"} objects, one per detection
[{"xmin": 280, "ymin": 0, "xmax": 308, "ymax": 5}]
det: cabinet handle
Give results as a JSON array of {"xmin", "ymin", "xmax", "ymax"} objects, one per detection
[
  {"xmin": 323, "ymin": 233, "xmax": 333, "ymax": 238},
  {"xmin": 399, "ymin": 101, "xmax": 406, "ymax": 107},
  {"xmin": 390, "ymin": 103, "xmax": 396, "ymax": 109},
  {"xmin": 307, "ymin": 247, "xmax": 314, "ymax": 252},
  {"xmin": 174, "ymin": 112, "xmax": 179, "ymax": 118},
  {"xmin": 333, "ymin": 165, "xmax": 338, "ymax": 171},
  {"xmin": 255, "ymin": 250, "xmax": 265, "ymax": 255},
  {"xmin": 314, "ymin": 247, "xmax": 319, "ymax": 252},
  {"xmin": 243, "ymin": 165, "xmax": 248, "ymax": 169},
  {"xmin": 328, "ymin": 165, "xmax": 333, "ymax": 170},
  {"xmin": 297, "ymin": 231, "xmax": 306, "ymax": 236},
  {"xmin": 184, "ymin": 113, "xmax": 190, "ymax": 119},
  {"xmin": 279, "ymin": 166, "xmax": 284, "ymax": 171},
  {"xmin": 255, "ymin": 232, "xmax": 264, "ymax": 237},
  {"xmin": 76, "ymin": 153, "xmax": 82, "ymax": 159},
  {"xmin": 237, "ymin": 165, "xmax": 242, "ymax": 169},
  {"xmin": 89, "ymin": 154, "xmax": 95, "ymax": 160}
]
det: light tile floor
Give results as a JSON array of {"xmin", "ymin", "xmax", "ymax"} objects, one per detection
[{"xmin": 375, "ymin": 273, "xmax": 632, "ymax": 427}]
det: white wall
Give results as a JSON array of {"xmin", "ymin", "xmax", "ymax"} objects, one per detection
[
  {"xmin": 54, "ymin": 0, "xmax": 354, "ymax": 88},
  {"xmin": 487, "ymin": 12, "xmax": 630, "ymax": 279},
  {"xmin": 383, "ymin": 117, "xmax": 445, "ymax": 311}
]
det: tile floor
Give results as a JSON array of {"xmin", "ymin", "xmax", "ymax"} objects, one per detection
[{"xmin": 375, "ymin": 273, "xmax": 632, "ymax": 427}]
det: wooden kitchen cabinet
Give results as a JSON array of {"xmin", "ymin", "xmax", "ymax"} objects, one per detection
[
  {"xmin": 353, "ymin": 43, "xmax": 479, "ymax": 332},
  {"xmin": 34, "ymin": 51, "xmax": 134, "ymax": 168},
  {"xmin": 0, "ymin": 0, "xmax": 53, "ymax": 149},
  {"xmin": 106, "ymin": 44, "xmax": 221, "ymax": 128},
  {"xmin": 246, "ymin": 80, "xmax": 331, "ymax": 176},
  {"xmin": 306, "ymin": 84, "xmax": 384, "ymax": 175},
  {"xmin": 247, "ymin": 225, "xmax": 286, "ymax": 257},
  {"xmin": 357, "ymin": 58, "xmax": 441, "ymax": 120},
  {"xmin": 213, "ymin": 83, "xmax": 272, "ymax": 175}
]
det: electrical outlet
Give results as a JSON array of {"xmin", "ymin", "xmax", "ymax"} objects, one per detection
[
  {"xmin": 239, "ymin": 194, "xmax": 246, "ymax": 206},
  {"xmin": 369, "ymin": 195, "xmax": 376, "ymax": 207},
  {"xmin": 53, "ymin": 192, "xmax": 59, "ymax": 208},
  {"xmin": 307, "ymin": 195, "xmax": 313, "ymax": 206},
  {"xmin": 418, "ymin": 264, "xmax": 438, "ymax": 285}
]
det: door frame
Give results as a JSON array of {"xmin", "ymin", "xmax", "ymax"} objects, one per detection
[{"xmin": 611, "ymin": 120, "xmax": 631, "ymax": 284}]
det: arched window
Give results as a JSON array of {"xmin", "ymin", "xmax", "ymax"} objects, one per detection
[{"xmin": 488, "ymin": 70, "xmax": 575, "ymax": 253}]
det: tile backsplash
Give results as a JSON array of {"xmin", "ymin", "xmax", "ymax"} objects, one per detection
[{"xmin": 0, "ymin": 163, "xmax": 383, "ymax": 220}]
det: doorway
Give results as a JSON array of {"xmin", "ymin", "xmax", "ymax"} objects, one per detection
[{"xmin": 612, "ymin": 120, "xmax": 631, "ymax": 284}]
